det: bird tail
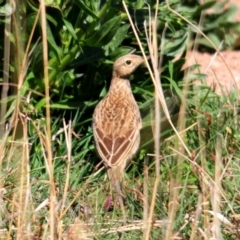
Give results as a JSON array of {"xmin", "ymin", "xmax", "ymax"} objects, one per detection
[
  {"xmin": 106, "ymin": 167, "xmax": 127, "ymax": 220},
  {"xmin": 107, "ymin": 167, "xmax": 124, "ymax": 200}
]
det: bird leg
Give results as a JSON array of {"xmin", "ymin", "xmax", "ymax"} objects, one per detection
[{"xmin": 107, "ymin": 167, "xmax": 127, "ymax": 222}]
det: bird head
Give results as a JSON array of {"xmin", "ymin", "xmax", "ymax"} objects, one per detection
[{"xmin": 112, "ymin": 54, "xmax": 146, "ymax": 78}]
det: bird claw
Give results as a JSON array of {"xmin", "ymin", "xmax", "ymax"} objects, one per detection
[
  {"xmin": 103, "ymin": 195, "xmax": 114, "ymax": 212},
  {"xmin": 103, "ymin": 193, "xmax": 126, "ymax": 212}
]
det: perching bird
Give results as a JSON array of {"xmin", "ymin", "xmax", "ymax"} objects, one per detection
[{"xmin": 93, "ymin": 54, "xmax": 145, "ymax": 205}]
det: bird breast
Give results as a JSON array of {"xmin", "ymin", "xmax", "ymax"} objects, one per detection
[{"xmin": 94, "ymin": 80, "xmax": 141, "ymax": 137}]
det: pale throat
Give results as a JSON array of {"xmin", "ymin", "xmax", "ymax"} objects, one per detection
[{"xmin": 108, "ymin": 76, "xmax": 133, "ymax": 99}]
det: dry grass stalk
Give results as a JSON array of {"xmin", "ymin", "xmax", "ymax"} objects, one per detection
[{"xmin": 40, "ymin": 0, "xmax": 56, "ymax": 238}]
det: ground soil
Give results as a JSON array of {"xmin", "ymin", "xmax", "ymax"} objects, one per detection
[{"xmin": 184, "ymin": 0, "xmax": 240, "ymax": 95}]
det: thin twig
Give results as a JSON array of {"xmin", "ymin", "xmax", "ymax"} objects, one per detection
[
  {"xmin": 40, "ymin": 0, "xmax": 56, "ymax": 238},
  {"xmin": 0, "ymin": 0, "xmax": 11, "ymax": 137},
  {"xmin": 59, "ymin": 119, "xmax": 72, "ymax": 237},
  {"xmin": 143, "ymin": 156, "xmax": 149, "ymax": 239}
]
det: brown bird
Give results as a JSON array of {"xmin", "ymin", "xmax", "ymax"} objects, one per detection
[{"xmin": 93, "ymin": 54, "xmax": 145, "ymax": 205}]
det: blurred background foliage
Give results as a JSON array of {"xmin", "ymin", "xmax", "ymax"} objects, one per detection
[{"xmin": 0, "ymin": 0, "xmax": 238, "ymax": 121}]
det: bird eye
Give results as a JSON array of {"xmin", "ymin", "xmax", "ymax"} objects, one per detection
[{"xmin": 126, "ymin": 60, "xmax": 132, "ymax": 65}]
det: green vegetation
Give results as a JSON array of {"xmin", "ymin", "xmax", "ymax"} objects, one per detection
[{"xmin": 0, "ymin": 0, "xmax": 239, "ymax": 239}]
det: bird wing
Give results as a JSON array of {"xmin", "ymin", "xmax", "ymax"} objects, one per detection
[
  {"xmin": 93, "ymin": 89, "xmax": 141, "ymax": 167},
  {"xmin": 93, "ymin": 124, "xmax": 140, "ymax": 167}
]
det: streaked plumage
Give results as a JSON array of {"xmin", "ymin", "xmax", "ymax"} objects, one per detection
[{"xmin": 93, "ymin": 54, "xmax": 144, "ymax": 202}]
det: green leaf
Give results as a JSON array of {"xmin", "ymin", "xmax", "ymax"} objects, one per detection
[
  {"xmin": 46, "ymin": 13, "xmax": 58, "ymax": 27},
  {"xmin": 164, "ymin": 31, "xmax": 189, "ymax": 56},
  {"xmin": 63, "ymin": 18, "xmax": 78, "ymax": 41},
  {"xmin": 46, "ymin": 22, "xmax": 60, "ymax": 60},
  {"xmin": 35, "ymin": 98, "xmax": 46, "ymax": 111},
  {"xmin": 71, "ymin": 46, "xmax": 105, "ymax": 67},
  {"xmin": 0, "ymin": 2, "xmax": 14, "ymax": 15},
  {"xmin": 109, "ymin": 46, "xmax": 134, "ymax": 59},
  {"xmin": 74, "ymin": 0, "xmax": 99, "ymax": 20},
  {"xmin": 193, "ymin": 1, "xmax": 217, "ymax": 16},
  {"xmin": 50, "ymin": 103, "xmax": 79, "ymax": 109},
  {"xmin": 216, "ymin": 5, "xmax": 238, "ymax": 22},
  {"xmin": 104, "ymin": 24, "xmax": 130, "ymax": 53},
  {"xmin": 198, "ymin": 33, "xmax": 222, "ymax": 49},
  {"xmin": 85, "ymin": 16, "xmax": 122, "ymax": 47}
]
